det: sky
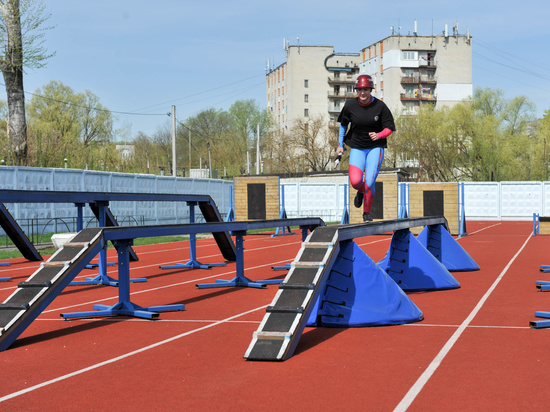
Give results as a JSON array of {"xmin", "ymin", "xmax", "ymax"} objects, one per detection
[{"xmin": 7, "ymin": 0, "xmax": 550, "ymax": 141}]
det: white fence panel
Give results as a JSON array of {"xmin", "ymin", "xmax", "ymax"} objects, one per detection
[
  {"xmin": 463, "ymin": 182, "xmax": 501, "ymax": 220},
  {"xmin": 543, "ymin": 182, "xmax": 550, "ymax": 217},
  {"xmin": 500, "ymin": 181, "xmax": 542, "ymax": 219},
  {"xmin": 282, "ymin": 182, "xmax": 347, "ymax": 222}
]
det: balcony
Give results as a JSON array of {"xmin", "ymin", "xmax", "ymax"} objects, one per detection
[
  {"xmin": 419, "ymin": 59, "xmax": 436, "ymax": 68},
  {"xmin": 401, "ymin": 75, "xmax": 437, "ymax": 84},
  {"xmin": 328, "ymin": 105, "xmax": 343, "ymax": 114},
  {"xmin": 327, "ymin": 76, "xmax": 356, "ymax": 85},
  {"xmin": 328, "ymin": 91, "xmax": 356, "ymax": 99},
  {"xmin": 400, "ymin": 93, "xmax": 437, "ymax": 102}
]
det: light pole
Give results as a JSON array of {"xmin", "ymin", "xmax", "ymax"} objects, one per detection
[
  {"xmin": 207, "ymin": 141, "xmax": 212, "ymax": 178},
  {"xmin": 171, "ymin": 105, "xmax": 176, "ymax": 177}
]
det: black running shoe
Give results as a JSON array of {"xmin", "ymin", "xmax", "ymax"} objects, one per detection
[
  {"xmin": 354, "ymin": 191, "xmax": 364, "ymax": 208},
  {"xmin": 363, "ymin": 212, "xmax": 373, "ymax": 222}
]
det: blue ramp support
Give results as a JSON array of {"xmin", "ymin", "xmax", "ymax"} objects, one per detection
[
  {"xmin": 416, "ymin": 223, "xmax": 480, "ymax": 272},
  {"xmin": 378, "ymin": 228, "xmax": 461, "ymax": 291},
  {"xmin": 0, "ymin": 202, "xmax": 42, "ymax": 262},
  {"xmin": 306, "ymin": 240, "xmax": 423, "ymax": 327}
]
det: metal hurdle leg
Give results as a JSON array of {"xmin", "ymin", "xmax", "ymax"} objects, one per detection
[
  {"xmin": 160, "ymin": 201, "xmax": 226, "ymax": 270},
  {"xmin": 196, "ymin": 231, "xmax": 282, "ymax": 289},
  {"xmin": 61, "ymin": 239, "xmax": 184, "ymax": 319},
  {"xmin": 70, "ymin": 201, "xmax": 146, "ymax": 286}
]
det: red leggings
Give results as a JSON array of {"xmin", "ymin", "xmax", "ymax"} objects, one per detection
[{"xmin": 348, "ymin": 147, "xmax": 384, "ymax": 213}]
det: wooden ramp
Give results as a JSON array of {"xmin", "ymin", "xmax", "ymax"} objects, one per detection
[
  {"xmin": 0, "ymin": 228, "xmax": 105, "ymax": 351},
  {"xmin": 244, "ymin": 226, "xmax": 340, "ymax": 361},
  {"xmin": 198, "ymin": 200, "xmax": 237, "ymax": 261},
  {"xmin": 0, "ymin": 202, "xmax": 42, "ymax": 262}
]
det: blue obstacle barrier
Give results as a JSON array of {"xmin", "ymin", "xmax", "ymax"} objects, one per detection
[
  {"xmin": 1, "ymin": 261, "xmax": 11, "ymax": 281},
  {"xmin": 307, "ymin": 240, "xmax": 423, "ymax": 327},
  {"xmin": 416, "ymin": 224, "xmax": 479, "ymax": 272},
  {"xmin": 378, "ymin": 228, "xmax": 460, "ymax": 291}
]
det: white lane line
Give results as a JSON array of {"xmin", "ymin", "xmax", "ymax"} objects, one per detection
[
  {"xmin": 393, "ymin": 232, "xmax": 532, "ymax": 412},
  {"xmin": 0, "ymin": 304, "xmax": 268, "ymax": 403}
]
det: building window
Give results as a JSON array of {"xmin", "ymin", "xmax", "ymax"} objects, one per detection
[
  {"xmin": 404, "ymin": 69, "xmax": 415, "ymax": 78},
  {"xmin": 304, "ymin": 108, "xmax": 309, "ymax": 117},
  {"xmin": 402, "ymin": 51, "xmax": 417, "ymax": 60},
  {"xmin": 304, "ymin": 79, "xmax": 309, "ymax": 88},
  {"xmin": 334, "ymin": 71, "xmax": 340, "ymax": 79},
  {"xmin": 304, "ymin": 94, "xmax": 309, "ymax": 103}
]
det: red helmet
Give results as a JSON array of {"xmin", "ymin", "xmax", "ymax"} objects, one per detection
[{"xmin": 355, "ymin": 74, "xmax": 374, "ymax": 89}]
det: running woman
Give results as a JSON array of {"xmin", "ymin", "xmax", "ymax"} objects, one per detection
[{"xmin": 336, "ymin": 74, "xmax": 396, "ymax": 222}]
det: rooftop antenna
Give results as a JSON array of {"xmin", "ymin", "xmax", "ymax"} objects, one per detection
[
  {"xmin": 397, "ymin": 19, "xmax": 401, "ymax": 43},
  {"xmin": 414, "ymin": 19, "xmax": 418, "ymax": 36}
]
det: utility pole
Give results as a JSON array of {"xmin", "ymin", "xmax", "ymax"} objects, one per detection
[
  {"xmin": 256, "ymin": 124, "xmax": 260, "ymax": 174},
  {"xmin": 207, "ymin": 141, "xmax": 212, "ymax": 178},
  {"xmin": 171, "ymin": 105, "xmax": 176, "ymax": 177}
]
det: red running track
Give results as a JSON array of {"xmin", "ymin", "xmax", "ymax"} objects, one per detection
[{"xmin": 0, "ymin": 221, "xmax": 549, "ymax": 411}]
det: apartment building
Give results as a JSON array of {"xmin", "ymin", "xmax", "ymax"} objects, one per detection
[
  {"xmin": 266, "ymin": 26, "xmax": 472, "ymax": 131},
  {"xmin": 266, "ymin": 45, "xmax": 361, "ymax": 133},
  {"xmin": 361, "ymin": 28, "xmax": 473, "ymax": 115}
]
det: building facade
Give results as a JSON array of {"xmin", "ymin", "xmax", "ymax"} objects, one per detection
[
  {"xmin": 266, "ymin": 28, "xmax": 473, "ymax": 132},
  {"xmin": 361, "ymin": 30, "xmax": 473, "ymax": 115},
  {"xmin": 266, "ymin": 45, "xmax": 361, "ymax": 134}
]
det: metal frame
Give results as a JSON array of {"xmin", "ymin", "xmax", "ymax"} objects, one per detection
[
  {"xmin": 59, "ymin": 217, "xmax": 324, "ymax": 319},
  {"xmin": 159, "ymin": 201, "xmax": 226, "ymax": 270},
  {"xmin": 0, "ymin": 190, "xmax": 231, "ymax": 286}
]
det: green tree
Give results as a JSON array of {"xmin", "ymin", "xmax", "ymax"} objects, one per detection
[
  {"xmin": 287, "ymin": 114, "xmax": 337, "ymax": 172},
  {"xmin": 179, "ymin": 100, "xmax": 272, "ymax": 177},
  {"xmin": 0, "ymin": 0, "xmax": 54, "ymax": 165},
  {"xmin": 392, "ymin": 87, "xmax": 540, "ymax": 182},
  {"xmin": 26, "ymin": 81, "xmax": 114, "ymax": 168}
]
